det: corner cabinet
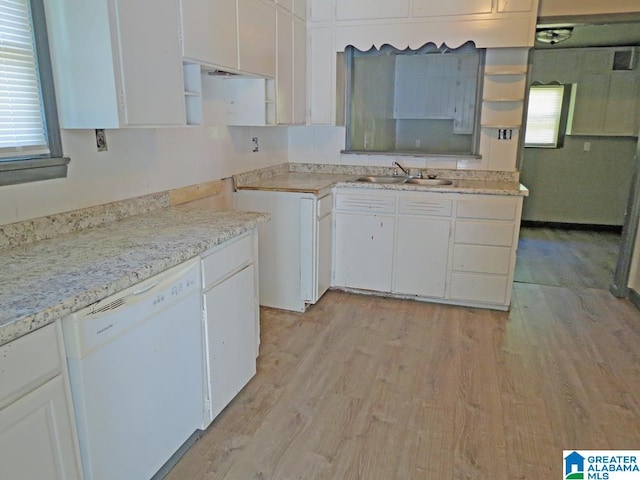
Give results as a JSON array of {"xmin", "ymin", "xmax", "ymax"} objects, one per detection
[
  {"xmin": 0, "ymin": 324, "xmax": 82, "ymax": 480},
  {"xmin": 45, "ymin": 0, "xmax": 188, "ymax": 128},
  {"xmin": 235, "ymin": 189, "xmax": 333, "ymax": 312},
  {"xmin": 333, "ymin": 189, "xmax": 523, "ymax": 311}
]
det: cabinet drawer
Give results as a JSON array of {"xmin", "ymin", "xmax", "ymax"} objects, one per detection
[
  {"xmin": 450, "ymin": 273, "xmax": 509, "ymax": 305},
  {"xmin": 452, "ymin": 245, "xmax": 512, "ymax": 274},
  {"xmin": 454, "ymin": 221, "xmax": 515, "ymax": 246},
  {"xmin": 0, "ymin": 324, "xmax": 61, "ymax": 406},
  {"xmin": 398, "ymin": 196, "xmax": 452, "ymax": 217},
  {"xmin": 202, "ymin": 234, "xmax": 253, "ymax": 289},
  {"xmin": 335, "ymin": 193, "xmax": 396, "ymax": 213},
  {"xmin": 317, "ymin": 193, "xmax": 333, "ymax": 218},
  {"xmin": 457, "ymin": 196, "xmax": 518, "ymax": 220}
]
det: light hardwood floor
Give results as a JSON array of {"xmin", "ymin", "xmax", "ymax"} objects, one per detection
[
  {"xmin": 167, "ymin": 283, "xmax": 640, "ymax": 479},
  {"xmin": 515, "ymin": 227, "xmax": 621, "ymax": 290}
]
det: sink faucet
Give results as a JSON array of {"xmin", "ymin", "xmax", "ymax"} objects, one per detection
[{"xmin": 393, "ymin": 160, "xmax": 410, "ymax": 176}]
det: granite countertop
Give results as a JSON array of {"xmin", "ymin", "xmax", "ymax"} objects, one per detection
[
  {"xmin": 236, "ymin": 173, "xmax": 356, "ymax": 195},
  {"xmin": 236, "ymin": 172, "xmax": 529, "ymax": 196},
  {"xmin": 0, "ymin": 203, "xmax": 269, "ymax": 347}
]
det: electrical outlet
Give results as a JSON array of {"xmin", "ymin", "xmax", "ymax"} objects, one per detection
[
  {"xmin": 252, "ymin": 137, "xmax": 259, "ymax": 153},
  {"xmin": 95, "ymin": 129, "xmax": 107, "ymax": 152},
  {"xmin": 583, "ymin": 141, "xmax": 591, "ymax": 152}
]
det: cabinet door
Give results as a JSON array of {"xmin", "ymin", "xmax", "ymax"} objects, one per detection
[
  {"xmin": 115, "ymin": 0, "xmax": 186, "ymax": 126},
  {"xmin": 293, "ymin": 16, "xmax": 307, "ymax": 124},
  {"xmin": 0, "ymin": 376, "xmax": 81, "ymax": 480},
  {"xmin": 317, "ymin": 212, "xmax": 333, "ymax": 300},
  {"xmin": 309, "ymin": 27, "xmax": 334, "ymax": 125},
  {"xmin": 336, "ymin": 0, "xmax": 408, "ymax": 20},
  {"xmin": 293, "ymin": 0, "xmax": 306, "ymax": 19},
  {"xmin": 394, "ymin": 217, "xmax": 450, "ymax": 298},
  {"xmin": 180, "ymin": 0, "xmax": 238, "ymax": 70},
  {"xmin": 277, "ymin": 11, "xmax": 294, "ymax": 124},
  {"xmin": 603, "ymin": 73, "xmax": 640, "ymax": 135},
  {"xmin": 309, "ymin": 0, "xmax": 332, "ymax": 21},
  {"xmin": 204, "ymin": 265, "xmax": 258, "ymax": 421},
  {"xmin": 412, "ymin": 0, "xmax": 492, "ymax": 17},
  {"xmin": 334, "ymin": 213, "xmax": 394, "ymax": 292},
  {"xmin": 238, "ymin": 0, "xmax": 277, "ymax": 77}
]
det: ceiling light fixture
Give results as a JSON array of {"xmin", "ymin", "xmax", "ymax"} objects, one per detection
[{"xmin": 535, "ymin": 27, "xmax": 574, "ymax": 45}]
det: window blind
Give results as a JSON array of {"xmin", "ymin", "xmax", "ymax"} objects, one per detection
[
  {"xmin": 0, "ymin": 0, "xmax": 48, "ymax": 159},
  {"xmin": 525, "ymin": 85, "xmax": 564, "ymax": 147}
]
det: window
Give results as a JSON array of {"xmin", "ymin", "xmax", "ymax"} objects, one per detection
[
  {"xmin": 344, "ymin": 42, "xmax": 483, "ymax": 156},
  {"xmin": 524, "ymin": 83, "xmax": 572, "ymax": 148},
  {"xmin": 0, "ymin": 0, "xmax": 67, "ymax": 186}
]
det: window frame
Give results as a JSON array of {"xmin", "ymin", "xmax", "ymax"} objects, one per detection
[
  {"xmin": 524, "ymin": 82, "xmax": 573, "ymax": 149},
  {"xmin": 0, "ymin": 0, "xmax": 69, "ymax": 187}
]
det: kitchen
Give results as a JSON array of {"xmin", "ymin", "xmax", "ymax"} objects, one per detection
[{"xmin": 1, "ymin": 0, "xmax": 640, "ymax": 479}]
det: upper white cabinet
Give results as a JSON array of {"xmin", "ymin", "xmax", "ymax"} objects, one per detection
[
  {"xmin": 412, "ymin": 0, "xmax": 492, "ymax": 17},
  {"xmin": 45, "ymin": 0, "xmax": 187, "ymax": 128},
  {"xmin": 180, "ymin": 0, "xmax": 238, "ymax": 71},
  {"xmin": 337, "ymin": 0, "xmax": 408, "ymax": 20},
  {"xmin": 277, "ymin": 11, "xmax": 294, "ymax": 124},
  {"xmin": 293, "ymin": 17, "xmax": 308, "ymax": 124},
  {"xmin": 309, "ymin": 0, "xmax": 332, "ymax": 21},
  {"xmin": 293, "ymin": 0, "xmax": 307, "ymax": 19},
  {"xmin": 238, "ymin": 0, "xmax": 277, "ymax": 77}
]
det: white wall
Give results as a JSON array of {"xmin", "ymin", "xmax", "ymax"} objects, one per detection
[{"xmin": 0, "ymin": 76, "xmax": 288, "ymax": 225}]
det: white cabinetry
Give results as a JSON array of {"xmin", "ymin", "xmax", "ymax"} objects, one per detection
[
  {"xmin": 0, "ymin": 324, "xmax": 81, "ymax": 480},
  {"xmin": 334, "ymin": 192, "xmax": 396, "ymax": 292},
  {"xmin": 277, "ymin": 10, "xmax": 295, "ymax": 124},
  {"xmin": 238, "ymin": 0, "xmax": 277, "ymax": 78},
  {"xmin": 180, "ymin": 0, "xmax": 238, "ymax": 71},
  {"xmin": 337, "ymin": 0, "xmax": 409, "ymax": 20},
  {"xmin": 201, "ymin": 231, "xmax": 259, "ymax": 425},
  {"xmin": 412, "ymin": 0, "xmax": 492, "ymax": 17},
  {"xmin": 394, "ymin": 196, "xmax": 452, "ymax": 297},
  {"xmin": 333, "ymin": 189, "xmax": 523, "ymax": 310},
  {"xmin": 45, "ymin": 0, "xmax": 186, "ymax": 128},
  {"xmin": 235, "ymin": 190, "xmax": 332, "ymax": 312},
  {"xmin": 394, "ymin": 54, "xmax": 479, "ymax": 133},
  {"xmin": 450, "ymin": 195, "xmax": 522, "ymax": 306},
  {"xmin": 309, "ymin": 27, "xmax": 336, "ymax": 125}
]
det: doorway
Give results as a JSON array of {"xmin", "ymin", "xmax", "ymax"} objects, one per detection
[{"xmin": 518, "ymin": 20, "xmax": 640, "ymax": 292}]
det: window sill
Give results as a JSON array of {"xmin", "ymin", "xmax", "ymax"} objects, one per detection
[
  {"xmin": 0, "ymin": 157, "xmax": 70, "ymax": 186},
  {"xmin": 341, "ymin": 150, "xmax": 482, "ymax": 159}
]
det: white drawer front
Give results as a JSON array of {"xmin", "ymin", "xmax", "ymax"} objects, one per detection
[
  {"xmin": 457, "ymin": 196, "xmax": 518, "ymax": 220},
  {"xmin": 454, "ymin": 221, "xmax": 515, "ymax": 246},
  {"xmin": 452, "ymin": 244, "xmax": 512, "ymax": 274},
  {"xmin": 0, "ymin": 324, "xmax": 61, "ymax": 405},
  {"xmin": 450, "ymin": 273, "xmax": 509, "ymax": 305},
  {"xmin": 202, "ymin": 234, "xmax": 253, "ymax": 289},
  {"xmin": 335, "ymin": 193, "xmax": 396, "ymax": 213},
  {"xmin": 317, "ymin": 193, "xmax": 333, "ymax": 218},
  {"xmin": 398, "ymin": 196, "xmax": 453, "ymax": 217}
]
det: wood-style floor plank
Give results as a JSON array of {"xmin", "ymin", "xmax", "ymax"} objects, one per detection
[
  {"xmin": 166, "ymin": 283, "xmax": 640, "ymax": 480},
  {"xmin": 515, "ymin": 227, "xmax": 620, "ymax": 289}
]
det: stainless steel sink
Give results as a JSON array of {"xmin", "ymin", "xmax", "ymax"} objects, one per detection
[
  {"xmin": 405, "ymin": 178, "xmax": 453, "ymax": 186},
  {"xmin": 354, "ymin": 176, "xmax": 408, "ymax": 184}
]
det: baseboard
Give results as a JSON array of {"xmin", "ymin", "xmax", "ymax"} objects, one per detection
[
  {"xmin": 520, "ymin": 221, "xmax": 623, "ymax": 233},
  {"xmin": 628, "ymin": 288, "xmax": 640, "ymax": 310}
]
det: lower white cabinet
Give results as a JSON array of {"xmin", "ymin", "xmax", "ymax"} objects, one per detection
[
  {"xmin": 394, "ymin": 216, "xmax": 450, "ymax": 297},
  {"xmin": 334, "ymin": 212, "xmax": 395, "ymax": 292},
  {"xmin": 333, "ymin": 189, "xmax": 522, "ymax": 310},
  {"xmin": 235, "ymin": 190, "xmax": 333, "ymax": 312},
  {"xmin": 201, "ymin": 231, "xmax": 259, "ymax": 426},
  {"xmin": 0, "ymin": 324, "xmax": 81, "ymax": 480}
]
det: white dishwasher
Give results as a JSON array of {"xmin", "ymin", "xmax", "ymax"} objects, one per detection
[{"xmin": 62, "ymin": 258, "xmax": 205, "ymax": 480}]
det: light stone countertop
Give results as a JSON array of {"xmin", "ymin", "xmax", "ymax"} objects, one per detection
[
  {"xmin": 236, "ymin": 172, "xmax": 529, "ymax": 196},
  {"xmin": 0, "ymin": 203, "xmax": 269, "ymax": 347}
]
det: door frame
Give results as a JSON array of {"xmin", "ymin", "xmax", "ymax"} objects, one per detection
[{"xmin": 611, "ymin": 135, "xmax": 640, "ymax": 298}]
